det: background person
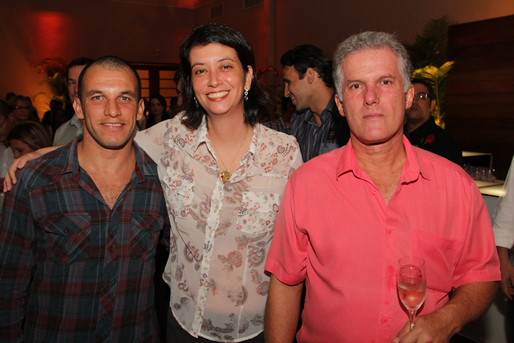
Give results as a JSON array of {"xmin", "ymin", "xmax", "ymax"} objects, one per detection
[
  {"xmin": 8, "ymin": 95, "xmax": 38, "ymax": 123},
  {"xmin": 493, "ymin": 155, "xmax": 514, "ymax": 338},
  {"xmin": 281, "ymin": 44, "xmax": 350, "ymax": 161},
  {"xmin": 53, "ymin": 57, "xmax": 94, "ymax": 146},
  {"xmin": 404, "ymin": 78, "xmax": 462, "ymax": 165},
  {"xmin": 145, "ymin": 95, "xmax": 170, "ymax": 129},
  {"xmin": 7, "ymin": 121, "xmax": 52, "ymax": 158}
]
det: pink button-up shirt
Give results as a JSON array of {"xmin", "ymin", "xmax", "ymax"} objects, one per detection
[{"xmin": 265, "ymin": 136, "xmax": 500, "ymax": 342}]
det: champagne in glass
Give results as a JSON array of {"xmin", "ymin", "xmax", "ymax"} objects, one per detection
[{"xmin": 397, "ymin": 256, "xmax": 426, "ymax": 331}]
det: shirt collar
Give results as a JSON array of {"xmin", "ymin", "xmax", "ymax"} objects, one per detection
[
  {"xmin": 188, "ymin": 115, "xmax": 259, "ymax": 166},
  {"xmin": 70, "ymin": 113, "xmax": 82, "ymax": 128},
  {"xmin": 335, "ymin": 135, "xmax": 430, "ymax": 183},
  {"xmin": 60, "ymin": 134, "xmax": 153, "ymax": 184}
]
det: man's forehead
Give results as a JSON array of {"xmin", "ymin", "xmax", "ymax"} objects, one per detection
[
  {"xmin": 68, "ymin": 65, "xmax": 86, "ymax": 79},
  {"xmin": 283, "ymin": 65, "xmax": 298, "ymax": 79},
  {"xmin": 413, "ymin": 83, "xmax": 429, "ymax": 93},
  {"xmin": 83, "ymin": 65, "xmax": 136, "ymax": 89},
  {"xmin": 341, "ymin": 48, "xmax": 399, "ymax": 79}
]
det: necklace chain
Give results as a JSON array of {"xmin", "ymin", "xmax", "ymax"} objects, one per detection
[{"xmin": 211, "ymin": 127, "xmax": 249, "ymax": 184}]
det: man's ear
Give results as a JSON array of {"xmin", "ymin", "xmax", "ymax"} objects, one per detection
[
  {"xmin": 305, "ymin": 68, "xmax": 317, "ymax": 84},
  {"xmin": 429, "ymin": 99, "xmax": 436, "ymax": 112},
  {"xmin": 405, "ymin": 84, "xmax": 414, "ymax": 109},
  {"xmin": 136, "ymin": 98, "xmax": 144, "ymax": 121},
  {"xmin": 335, "ymin": 93, "xmax": 346, "ymax": 117},
  {"xmin": 73, "ymin": 97, "xmax": 84, "ymax": 120}
]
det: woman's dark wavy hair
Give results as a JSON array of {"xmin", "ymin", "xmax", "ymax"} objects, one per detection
[{"xmin": 179, "ymin": 23, "xmax": 271, "ymax": 130}]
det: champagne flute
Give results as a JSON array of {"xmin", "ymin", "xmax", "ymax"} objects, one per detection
[{"xmin": 397, "ymin": 256, "xmax": 426, "ymax": 331}]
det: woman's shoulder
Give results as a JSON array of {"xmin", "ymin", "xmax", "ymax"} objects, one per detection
[{"xmin": 257, "ymin": 123, "xmax": 298, "ymax": 146}]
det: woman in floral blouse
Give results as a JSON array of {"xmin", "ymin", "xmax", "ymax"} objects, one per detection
[{"xmin": 135, "ymin": 24, "xmax": 302, "ymax": 343}]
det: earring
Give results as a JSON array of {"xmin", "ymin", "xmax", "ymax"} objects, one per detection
[
  {"xmin": 194, "ymin": 97, "xmax": 199, "ymax": 108},
  {"xmin": 244, "ymin": 89, "xmax": 249, "ymax": 101}
]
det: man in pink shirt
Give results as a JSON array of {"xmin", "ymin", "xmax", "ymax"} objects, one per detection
[{"xmin": 264, "ymin": 32, "xmax": 500, "ymax": 343}]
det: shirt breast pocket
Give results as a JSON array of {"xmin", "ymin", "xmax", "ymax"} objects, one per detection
[
  {"xmin": 40, "ymin": 213, "xmax": 91, "ymax": 265},
  {"xmin": 237, "ymin": 192, "xmax": 280, "ymax": 235},
  {"xmin": 162, "ymin": 168, "xmax": 194, "ymax": 218},
  {"xmin": 131, "ymin": 213, "xmax": 165, "ymax": 261},
  {"xmin": 413, "ymin": 229, "xmax": 455, "ymax": 304}
]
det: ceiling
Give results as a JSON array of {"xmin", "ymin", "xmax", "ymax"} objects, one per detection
[{"xmin": 108, "ymin": 0, "xmax": 217, "ymax": 9}]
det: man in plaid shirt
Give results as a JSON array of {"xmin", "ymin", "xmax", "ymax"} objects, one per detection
[{"xmin": 0, "ymin": 56, "xmax": 169, "ymax": 342}]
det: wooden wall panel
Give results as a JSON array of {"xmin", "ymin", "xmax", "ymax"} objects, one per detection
[{"xmin": 447, "ymin": 15, "xmax": 514, "ymax": 179}]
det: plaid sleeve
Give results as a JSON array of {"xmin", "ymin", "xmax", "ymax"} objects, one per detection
[{"xmin": 0, "ymin": 175, "xmax": 36, "ymax": 342}]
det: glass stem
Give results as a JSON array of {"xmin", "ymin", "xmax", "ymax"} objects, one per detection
[{"xmin": 409, "ymin": 310, "xmax": 417, "ymax": 331}]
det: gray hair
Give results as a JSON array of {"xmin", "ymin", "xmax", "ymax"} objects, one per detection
[{"xmin": 333, "ymin": 31, "xmax": 413, "ymax": 98}]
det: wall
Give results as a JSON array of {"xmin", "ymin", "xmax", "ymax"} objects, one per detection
[
  {"xmin": 2, "ymin": 0, "xmax": 514, "ymax": 116},
  {"xmin": 446, "ymin": 15, "xmax": 514, "ymax": 179},
  {"xmin": 0, "ymin": 0, "xmax": 192, "ymax": 114}
]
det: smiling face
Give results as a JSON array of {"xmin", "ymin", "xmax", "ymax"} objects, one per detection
[
  {"xmin": 74, "ymin": 64, "xmax": 143, "ymax": 151},
  {"xmin": 189, "ymin": 43, "xmax": 252, "ymax": 119},
  {"xmin": 283, "ymin": 65, "xmax": 312, "ymax": 113},
  {"xmin": 13, "ymin": 99, "xmax": 31, "ymax": 121},
  {"xmin": 335, "ymin": 48, "xmax": 414, "ymax": 147}
]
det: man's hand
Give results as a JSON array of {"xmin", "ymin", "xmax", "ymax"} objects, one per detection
[
  {"xmin": 498, "ymin": 247, "xmax": 514, "ymax": 299},
  {"xmin": 393, "ymin": 281, "xmax": 497, "ymax": 343},
  {"xmin": 393, "ymin": 311, "xmax": 454, "ymax": 343},
  {"xmin": 3, "ymin": 147, "xmax": 58, "ymax": 192}
]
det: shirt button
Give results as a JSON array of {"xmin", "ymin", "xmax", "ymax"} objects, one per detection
[
  {"xmin": 102, "ymin": 314, "xmax": 107, "ymax": 320},
  {"xmin": 64, "ymin": 229, "xmax": 69, "ymax": 235},
  {"xmin": 386, "ymin": 229, "xmax": 392, "ymax": 235},
  {"xmin": 372, "ymin": 190, "xmax": 377, "ymax": 195},
  {"xmin": 109, "ymin": 246, "xmax": 114, "ymax": 252},
  {"xmin": 386, "ymin": 273, "xmax": 392, "ymax": 279},
  {"xmin": 381, "ymin": 317, "xmax": 389, "ymax": 324},
  {"xmin": 106, "ymin": 281, "xmax": 111, "ymax": 287}
]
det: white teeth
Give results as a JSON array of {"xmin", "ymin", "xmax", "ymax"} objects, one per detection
[
  {"xmin": 207, "ymin": 91, "xmax": 228, "ymax": 99},
  {"xmin": 104, "ymin": 123, "xmax": 122, "ymax": 126}
]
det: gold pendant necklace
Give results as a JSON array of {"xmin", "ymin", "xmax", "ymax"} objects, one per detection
[{"xmin": 212, "ymin": 127, "xmax": 249, "ymax": 184}]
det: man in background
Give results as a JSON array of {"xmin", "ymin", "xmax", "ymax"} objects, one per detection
[
  {"xmin": 53, "ymin": 57, "xmax": 93, "ymax": 145},
  {"xmin": 404, "ymin": 78, "xmax": 462, "ymax": 165},
  {"xmin": 281, "ymin": 44, "xmax": 350, "ymax": 161}
]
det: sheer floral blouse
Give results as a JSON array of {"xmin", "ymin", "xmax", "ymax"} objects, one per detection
[{"xmin": 135, "ymin": 113, "xmax": 302, "ymax": 342}]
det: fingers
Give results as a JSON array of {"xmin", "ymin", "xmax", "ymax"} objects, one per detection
[{"xmin": 394, "ymin": 320, "xmax": 411, "ymax": 343}]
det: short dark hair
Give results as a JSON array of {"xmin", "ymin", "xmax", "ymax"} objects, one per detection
[
  {"xmin": 66, "ymin": 57, "xmax": 93, "ymax": 79},
  {"xmin": 411, "ymin": 78, "xmax": 435, "ymax": 100},
  {"xmin": 179, "ymin": 23, "xmax": 271, "ymax": 130},
  {"xmin": 77, "ymin": 56, "xmax": 141, "ymax": 102},
  {"xmin": 280, "ymin": 44, "xmax": 334, "ymax": 88}
]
